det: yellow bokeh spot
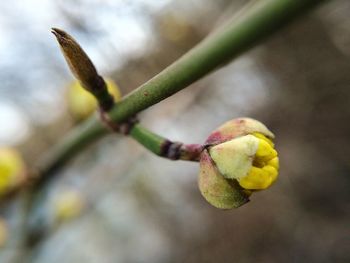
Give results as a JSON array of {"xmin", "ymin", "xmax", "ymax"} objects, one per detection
[
  {"xmin": 67, "ymin": 78, "xmax": 122, "ymax": 121},
  {"xmin": 54, "ymin": 190, "xmax": 84, "ymax": 223},
  {"xmin": 0, "ymin": 148, "xmax": 25, "ymax": 195}
]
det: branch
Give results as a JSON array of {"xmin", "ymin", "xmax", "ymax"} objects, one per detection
[
  {"xmin": 51, "ymin": 28, "xmax": 204, "ymax": 164},
  {"xmin": 34, "ymin": 0, "xmax": 324, "ymax": 180},
  {"xmin": 129, "ymin": 124, "xmax": 203, "ymax": 161},
  {"xmin": 0, "ymin": 0, "xmax": 325, "ymax": 201},
  {"xmin": 17, "ymin": 0, "xmax": 325, "ymax": 246}
]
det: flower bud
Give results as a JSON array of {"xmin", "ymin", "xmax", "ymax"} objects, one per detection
[
  {"xmin": 0, "ymin": 147, "xmax": 26, "ymax": 196},
  {"xmin": 198, "ymin": 118, "xmax": 279, "ymax": 209},
  {"xmin": 67, "ymin": 78, "xmax": 121, "ymax": 121}
]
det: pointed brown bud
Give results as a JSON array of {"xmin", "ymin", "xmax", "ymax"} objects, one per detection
[{"xmin": 52, "ymin": 28, "xmax": 114, "ymax": 111}]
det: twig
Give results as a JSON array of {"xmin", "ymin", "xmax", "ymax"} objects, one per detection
[
  {"xmin": 17, "ymin": 0, "xmax": 325, "ymax": 247},
  {"xmin": 36, "ymin": 0, "xmax": 324, "ymax": 180},
  {"xmin": 0, "ymin": 0, "xmax": 325, "ymax": 202},
  {"xmin": 52, "ymin": 28, "xmax": 204, "ymax": 162},
  {"xmin": 129, "ymin": 124, "xmax": 203, "ymax": 161}
]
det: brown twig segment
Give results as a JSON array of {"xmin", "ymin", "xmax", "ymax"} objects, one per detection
[
  {"xmin": 159, "ymin": 141, "xmax": 204, "ymax": 161},
  {"xmin": 128, "ymin": 124, "xmax": 203, "ymax": 162},
  {"xmin": 160, "ymin": 140, "xmax": 183, "ymax": 160},
  {"xmin": 179, "ymin": 144, "xmax": 204, "ymax": 161},
  {"xmin": 51, "ymin": 28, "xmax": 114, "ymax": 112}
]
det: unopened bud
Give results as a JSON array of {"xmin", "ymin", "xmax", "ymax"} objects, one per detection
[
  {"xmin": 52, "ymin": 28, "xmax": 118, "ymax": 112},
  {"xmin": 198, "ymin": 118, "xmax": 279, "ymax": 209}
]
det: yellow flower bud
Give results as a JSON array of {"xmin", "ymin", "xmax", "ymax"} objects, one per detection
[
  {"xmin": 0, "ymin": 147, "xmax": 26, "ymax": 196},
  {"xmin": 198, "ymin": 118, "xmax": 279, "ymax": 209},
  {"xmin": 53, "ymin": 190, "xmax": 85, "ymax": 223},
  {"xmin": 67, "ymin": 78, "xmax": 122, "ymax": 121}
]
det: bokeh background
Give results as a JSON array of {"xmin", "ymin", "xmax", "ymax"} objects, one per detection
[{"xmin": 1, "ymin": 0, "xmax": 349, "ymax": 262}]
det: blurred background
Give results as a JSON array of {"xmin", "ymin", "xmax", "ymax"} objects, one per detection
[{"xmin": 0, "ymin": 0, "xmax": 349, "ymax": 262}]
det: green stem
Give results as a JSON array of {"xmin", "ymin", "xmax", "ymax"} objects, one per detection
[
  {"xmin": 37, "ymin": 0, "xmax": 325, "ymax": 178},
  {"xmin": 129, "ymin": 124, "xmax": 166, "ymax": 157},
  {"xmin": 109, "ymin": 0, "xmax": 325, "ymax": 122},
  {"xmin": 22, "ymin": 0, "xmax": 326, "ymax": 245},
  {"xmin": 129, "ymin": 124, "xmax": 203, "ymax": 161}
]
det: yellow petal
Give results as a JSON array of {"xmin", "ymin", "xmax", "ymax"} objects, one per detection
[
  {"xmin": 255, "ymin": 139, "xmax": 277, "ymax": 162},
  {"xmin": 239, "ymin": 164, "xmax": 278, "ymax": 190},
  {"xmin": 268, "ymin": 157, "xmax": 279, "ymax": 170},
  {"xmin": 252, "ymin": 132, "xmax": 274, "ymax": 147},
  {"xmin": 263, "ymin": 165, "xmax": 278, "ymax": 184},
  {"xmin": 238, "ymin": 167, "xmax": 272, "ymax": 190}
]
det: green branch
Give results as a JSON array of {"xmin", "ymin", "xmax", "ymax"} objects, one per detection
[
  {"xmin": 18, "ymin": 0, "xmax": 326, "ymax": 246},
  {"xmin": 36, "ymin": 0, "xmax": 325, "ymax": 180},
  {"xmin": 129, "ymin": 124, "xmax": 203, "ymax": 161},
  {"xmin": 49, "ymin": 28, "xmax": 203, "ymax": 174},
  {"xmin": 129, "ymin": 124, "xmax": 168, "ymax": 157}
]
